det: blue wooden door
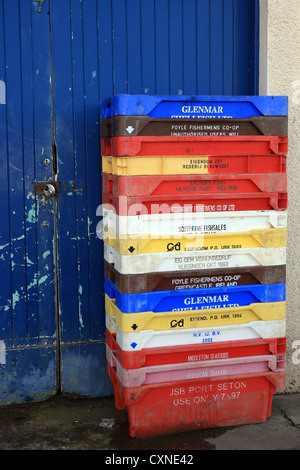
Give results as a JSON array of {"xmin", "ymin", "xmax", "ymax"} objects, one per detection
[
  {"xmin": 0, "ymin": 0, "xmax": 57, "ymax": 404},
  {"xmin": 0, "ymin": 0, "xmax": 259, "ymax": 404}
]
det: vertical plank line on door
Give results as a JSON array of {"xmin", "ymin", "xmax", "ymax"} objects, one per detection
[
  {"xmin": 48, "ymin": 0, "xmax": 61, "ymax": 391},
  {"xmin": 1, "ymin": 0, "xmax": 13, "ymax": 345},
  {"xmin": 17, "ymin": 1, "xmax": 29, "ymax": 338}
]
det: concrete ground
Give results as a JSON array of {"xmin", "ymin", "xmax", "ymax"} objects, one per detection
[{"xmin": 0, "ymin": 392, "xmax": 299, "ymax": 451}]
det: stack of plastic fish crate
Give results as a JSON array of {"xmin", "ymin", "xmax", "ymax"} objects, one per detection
[{"xmin": 100, "ymin": 95, "xmax": 288, "ymax": 438}]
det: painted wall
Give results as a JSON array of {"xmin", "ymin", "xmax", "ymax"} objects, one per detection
[{"xmin": 263, "ymin": 0, "xmax": 300, "ymax": 392}]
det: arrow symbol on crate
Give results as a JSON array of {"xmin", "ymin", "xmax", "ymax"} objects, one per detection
[
  {"xmin": 131, "ymin": 324, "xmax": 138, "ymax": 331},
  {"xmin": 128, "ymin": 246, "xmax": 135, "ymax": 253},
  {"xmin": 126, "ymin": 126, "xmax": 135, "ymax": 134},
  {"xmin": 130, "ymin": 342, "xmax": 138, "ymax": 349}
]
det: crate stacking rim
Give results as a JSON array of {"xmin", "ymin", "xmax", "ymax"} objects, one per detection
[{"xmin": 106, "ymin": 327, "xmax": 287, "ymax": 369}]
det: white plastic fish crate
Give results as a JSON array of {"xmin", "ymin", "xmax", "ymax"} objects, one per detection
[
  {"xmin": 104, "ymin": 244, "xmax": 286, "ymax": 275},
  {"xmin": 102, "ymin": 210, "xmax": 287, "ymax": 238},
  {"xmin": 106, "ymin": 314, "xmax": 286, "ymax": 352}
]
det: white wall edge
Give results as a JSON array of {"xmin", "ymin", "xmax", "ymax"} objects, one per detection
[{"xmin": 259, "ymin": 0, "xmax": 268, "ymax": 95}]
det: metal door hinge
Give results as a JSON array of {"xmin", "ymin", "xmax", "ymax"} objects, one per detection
[
  {"xmin": 35, "ymin": 0, "xmax": 45, "ymax": 14},
  {"xmin": 34, "ymin": 181, "xmax": 85, "ymax": 196},
  {"xmin": 35, "ymin": 181, "xmax": 60, "ymax": 197}
]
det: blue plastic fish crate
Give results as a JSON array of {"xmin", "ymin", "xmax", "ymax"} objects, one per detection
[
  {"xmin": 104, "ymin": 278, "xmax": 286, "ymax": 313},
  {"xmin": 100, "ymin": 94, "xmax": 288, "ymax": 119}
]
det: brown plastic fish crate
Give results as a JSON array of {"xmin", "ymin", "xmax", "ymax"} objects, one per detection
[
  {"xmin": 104, "ymin": 262, "xmax": 286, "ymax": 294},
  {"xmin": 101, "ymin": 115, "xmax": 288, "ymax": 138}
]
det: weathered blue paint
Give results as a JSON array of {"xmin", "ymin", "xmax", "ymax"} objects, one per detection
[
  {"xmin": 0, "ymin": 0, "xmax": 57, "ymax": 404},
  {"xmin": 49, "ymin": 0, "xmax": 112, "ymax": 397},
  {"xmin": 0, "ymin": 0, "xmax": 260, "ymax": 403}
]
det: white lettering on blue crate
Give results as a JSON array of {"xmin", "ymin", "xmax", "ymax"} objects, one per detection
[
  {"xmin": 184, "ymin": 294, "xmax": 229, "ymax": 305},
  {"xmin": 182, "ymin": 105, "xmax": 224, "ymax": 115}
]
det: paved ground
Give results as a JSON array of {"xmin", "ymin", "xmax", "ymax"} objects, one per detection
[{"xmin": 0, "ymin": 392, "xmax": 299, "ymax": 452}]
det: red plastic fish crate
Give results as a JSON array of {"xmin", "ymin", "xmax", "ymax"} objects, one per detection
[
  {"xmin": 103, "ymin": 173, "xmax": 287, "ymax": 197},
  {"xmin": 100, "ymin": 135, "xmax": 288, "ymax": 157},
  {"xmin": 107, "ymin": 364, "xmax": 285, "ymax": 438},
  {"xmin": 102, "ymin": 191, "xmax": 288, "ymax": 214},
  {"xmin": 106, "ymin": 329, "xmax": 286, "ymax": 370},
  {"xmin": 102, "ymin": 173, "xmax": 288, "ymax": 214}
]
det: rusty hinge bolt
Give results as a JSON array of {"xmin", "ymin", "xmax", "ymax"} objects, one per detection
[{"xmin": 43, "ymin": 184, "xmax": 56, "ymax": 198}]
